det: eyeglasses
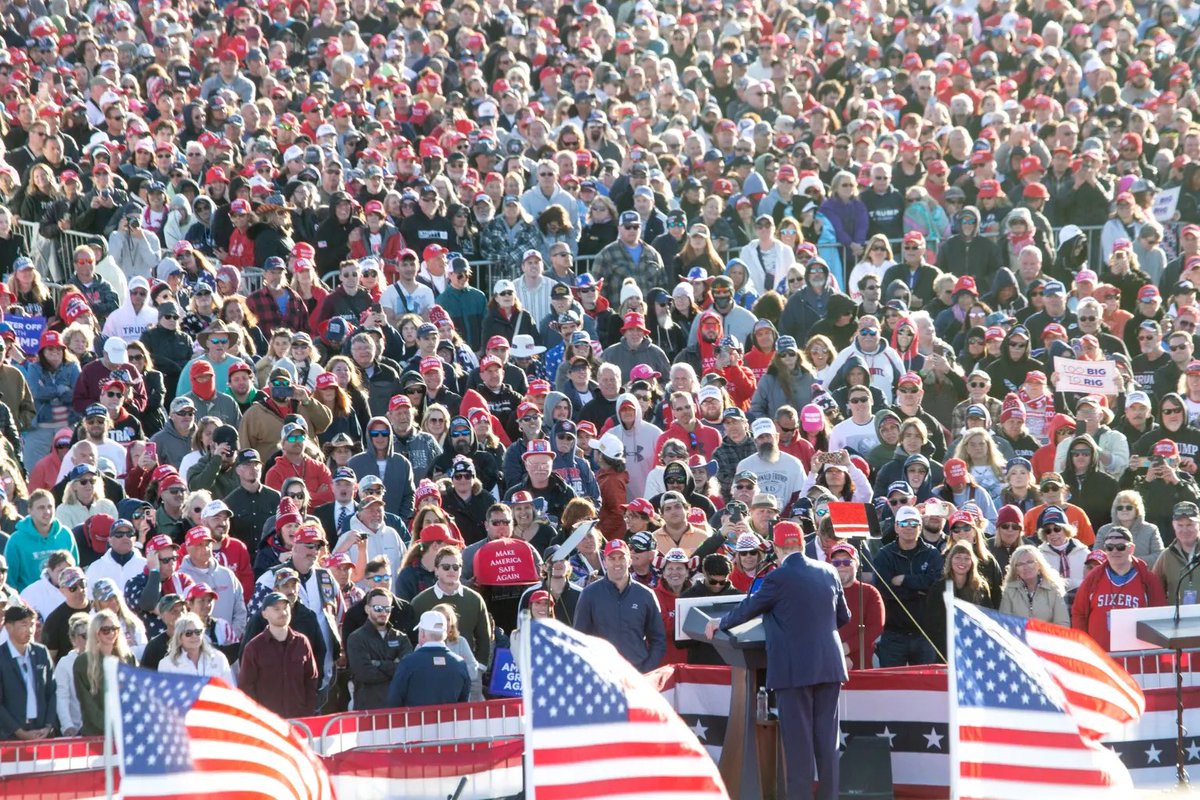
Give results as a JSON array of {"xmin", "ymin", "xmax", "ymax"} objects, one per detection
[
  {"xmin": 99, "ymin": 625, "xmax": 120, "ymax": 634},
  {"xmin": 734, "ymin": 482, "xmax": 755, "ymax": 490},
  {"xmin": 830, "ymin": 558, "xmax": 854, "ymax": 567},
  {"xmin": 77, "ymin": 478, "xmax": 96, "ymax": 486},
  {"xmin": 1043, "ymin": 525, "xmax": 1064, "ymax": 534},
  {"xmin": 1164, "ymin": 407, "xmax": 1184, "ymax": 416},
  {"xmin": 181, "ymin": 629, "xmax": 202, "ymax": 638},
  {"xmin": 438, "ymin": 563, "xmax": 462, "ymax": 571},
  {"xmin": 369, "ymin": 604, "xmax": 389, "ymax": 613},
  {"xmin": 1104, "ymin": 543, "xmax": 1129, "ymax": 552},
  {"xmin": 1116, "ymin": 504, "xmax": 1135, "ymax": 512}
]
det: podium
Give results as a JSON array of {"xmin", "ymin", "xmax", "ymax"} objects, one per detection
[
  {"xmin": 683, "ymin": 603, "xmax": 778, "ymax": 800},
  {"xmin": 1136, "ymin": 617, "xmax": 1200, "ymax": 789}
]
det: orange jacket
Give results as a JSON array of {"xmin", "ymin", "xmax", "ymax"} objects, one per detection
[{"xmin": 1023, "ymin": 502, "xmax": 1095, "ymax": 547}]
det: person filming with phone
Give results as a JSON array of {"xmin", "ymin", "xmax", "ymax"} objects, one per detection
[{"xmin": 239, "ymin": 367, "xmax": 333, "ymax": 461}]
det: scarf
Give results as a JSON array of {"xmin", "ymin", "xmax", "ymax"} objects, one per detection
[{"xmin": 1047, "ymin": 540, "xmax": 1075, "ymax": 579}]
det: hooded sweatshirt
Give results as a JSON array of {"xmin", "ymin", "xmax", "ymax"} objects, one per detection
[
  {"xmin": 101, "ymin": 276, "xmax": 160, "ymax": 343},
  {"xmin": 676, "ymin": 310, "xmax": 724, "ymax": 376},
  {"xmin": 5, "ymin": 515, "xmax": 79, "ymax": 591},
  {"xmin": 347, "ymin": 416, "xmax": 416, "ymax": 521},
  {"xmin": 610, "ymin": 392, "xmax": 663, "ymax": 495},
  {"xmin": 550, "ymin": 420, "xmax": 600, "ymax": 501},
  {"xmin": 828, "ymin": 353, "xmax": 887, "ymax": 412},
  {"xmin": 827, "ymin": 333, "xmax": 906, "ymax": 404},
  {"xmin": 986, "ymin": 328, "xmax": 1046, "ymax": 399}
]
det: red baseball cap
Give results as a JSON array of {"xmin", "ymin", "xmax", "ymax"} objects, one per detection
[
  {"xmin": 944, "ymin": 458, "xmax": 968, "ymax": 488},
  {"xmin": 772, "ymin": 520, "xmax": 804, "ymax": 549}
]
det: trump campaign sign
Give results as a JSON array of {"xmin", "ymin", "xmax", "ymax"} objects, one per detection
[{"xmin": 1054, "ymin": 356, "xmax": 1120, "ymax": 394}]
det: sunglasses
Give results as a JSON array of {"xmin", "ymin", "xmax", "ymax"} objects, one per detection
[
  {"xmin": 182, "ymin": 629, "xmax": 203, "ymax": 638},
  {"xmin": 100, "ymin": 625, "xmax": 120, "ymax": 634},
  {"xmin": 1115, "ymin": 504, "xmax": 1135, "ymax": 512},
  {"xmin": 849, "ymin": 396, "xmax": 870, "ymax": 404},
  {"xmin": 830, "ymin": 558, "xmax": 854, "ymax": 567},
  {"xmin": 368, "ymin": 574, "xmax": 389, "ymax": 583},
  {"xmin": 438, "ymin": 563, "xmax": 462, "ymax": 571},
  {"xmin": 287, "ymin": 492, "xmax": 305, "ymax": 500},
  {"xmin": 998, "ymin": 523, "xmax": 1023, "ymax": 531},
  {"xmin": 1043, "ymin": 526, "xmax": 1064, "ymax": 534},
  {"xmin": 159, "ymin": 555, "xmax": 178, "ymax": 564},
  {"xmin": 1104, "ymin": 543, "xmax": 1129, "ymax": 552}
]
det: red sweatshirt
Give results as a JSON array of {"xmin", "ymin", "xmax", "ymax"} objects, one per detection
[
  {"xmin": 1071, "ymin": 559, "xmax": 1166, "ymax": 651},
  {"xmin": 265, "ymin": 456, "xmax": 334, "ymax": 506},
  {"xmin": 839, "ymin": 579, "xmax": 885, "ymax": 670}
]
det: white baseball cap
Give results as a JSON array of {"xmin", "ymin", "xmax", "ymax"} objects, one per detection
[
  {"xmin": 751, "ymin": 418, "xmax": 777, "ymax": 438},
  {"xmin": 589, "ymin": 433, "xmax": 625, "ymax": 460},
  {"xmin": 416, "ymin": 610, "xmax": 447, "ymax": 633},
  {"xmin": 201, "ymin": 500, "xmax": 231, "ymax": 518}
]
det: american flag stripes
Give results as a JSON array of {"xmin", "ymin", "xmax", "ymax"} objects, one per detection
[
  {"xmin": 826, "ymin": 501, "xmax": 874, "ymax": 539},
  {"xmin": 949, "ymin": 598, "xmax": 1144, "ymax": 800},
  {"xmin": 112, "ymin": 663, "xmax": 334, "ymax": 800},
  {"xmin": 522, "ymin": 617, "xmax": 728, "ymax": 800}
]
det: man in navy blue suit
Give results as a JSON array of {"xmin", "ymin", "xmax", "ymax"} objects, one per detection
[
  {"xmin": 0, "ymin": 605, "xmax": 57, "ymax": 740},
  {"xmin": 707, "ymin": 520, "xmax": 850, "ymax": 800}
]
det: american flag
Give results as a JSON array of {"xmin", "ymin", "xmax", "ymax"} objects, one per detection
[
  {"xmin": 523, "ymin": 618, "xmax": 728, "ymax": 800},
  {"xmin": 950, "ymin": 599, "xmax": 1143, "ymax": 800},
  {"xmin": 113, "ymin": 663, "xmax": 335, "ymax": 800}
]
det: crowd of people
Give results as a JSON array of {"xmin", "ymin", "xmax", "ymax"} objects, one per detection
[{"xmin": 0, "ymin": 0, "xmax": 1197, "ymax": 743}]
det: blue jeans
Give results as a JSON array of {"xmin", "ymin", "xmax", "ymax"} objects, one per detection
[{"xmin": 876, "ymin": 630, "xmax": 938, "ymax": 667}]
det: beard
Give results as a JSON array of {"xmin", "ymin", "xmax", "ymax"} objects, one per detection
[
  {"xmin": 453, "ymin": 439, "xmax": 472, "ymax": 454},
  {"xmin": 757, "ymin": 441, "xmax": 778, "ymax": 460}
]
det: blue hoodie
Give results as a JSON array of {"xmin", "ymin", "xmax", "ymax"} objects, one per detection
[
  {"xmin": 6, "ymin": 514, "xmax": 77, "ymax": 591},
  {"xmin": 551, "ymin": 419, "xmax": 600, "ymax": 502}
]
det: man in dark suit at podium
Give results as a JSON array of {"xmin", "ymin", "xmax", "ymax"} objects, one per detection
[{"xmin": 706, "ymin": 520, "xmax": 850, "ymax": 800}]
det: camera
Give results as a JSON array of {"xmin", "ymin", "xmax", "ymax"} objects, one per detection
[{"xmin": 127, "ymin": 216, "xmax": 140, "ymax": 228}]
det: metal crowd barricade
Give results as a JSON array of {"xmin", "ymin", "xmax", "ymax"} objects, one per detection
[
  {"xmin": 1114, "ymin": 646, "xmax": 1200, "ymax": 691},
  {"xmin": 0, "ymin": 735, "xmax": 106, "ymax": 776},
  {"xmin": 317, "ymin": 698, "xmax": 522, "ymax": 757},
  {"xmin": 14, "ymin": 220, "xmax": 107, "ymax": 284},
  {"xmin": 241, "ymin": 266, "xmax": 264, "ymax": 295},
  {"xmin": 289, "ymin": 718, "xmax": 317, "ymax": 752}
]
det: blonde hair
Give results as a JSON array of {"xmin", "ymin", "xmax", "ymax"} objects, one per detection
[
  {"xmin": 1001, "ymin": 544, "xmax": 1066, "ymax": 594},
  {"xmin": 431, "ymin": 602, "xmax": 461, "ymax": 644},
  {"xmin": 85, "ymin": 609, "xmax": 131, "ymax": 694},
  {"xmin": 166, "ymin": 611, "xmax": 218, "ymax": 663}
]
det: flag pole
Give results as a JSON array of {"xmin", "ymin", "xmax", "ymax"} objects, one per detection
[
  {"xmin": 944, "ymin": 579, "xmax": 960, "ymax": 800},
  {"xmin": 517, "ymin": 608, "xmax": 536, "ymax": 800},
  {"xmin": 103, "ymin": 656, "xmax": 121, "ymax": 800}
]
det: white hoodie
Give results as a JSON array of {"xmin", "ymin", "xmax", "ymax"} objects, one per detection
[
  {"xmin": 609, "ymin": 392, "xmax": 662, "ymax": 499},
  {"xmin": 101, "ymin": 276, "xmax": 159, "ymax": 343}
]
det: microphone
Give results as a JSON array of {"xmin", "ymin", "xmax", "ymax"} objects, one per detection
[{"xmin": 1173, "ymin": 553, "xmax": 1200, "ymax": 627}]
